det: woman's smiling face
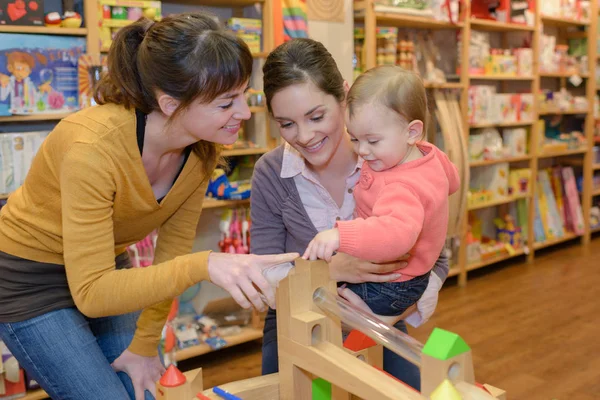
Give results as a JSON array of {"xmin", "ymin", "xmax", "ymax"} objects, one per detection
[{"xmin": 270, "ymin": 80, "xmax": 346, "ymax": 168}]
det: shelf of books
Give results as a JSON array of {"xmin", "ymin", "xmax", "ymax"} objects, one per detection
[{"xmin": 352, "ymin": 0, "xmax": 598, "ymax": 285}]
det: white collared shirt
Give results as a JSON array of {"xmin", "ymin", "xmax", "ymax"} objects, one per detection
[{"xmin": 280, "ymin": 142, "xmax": 363, "ymax": 232}]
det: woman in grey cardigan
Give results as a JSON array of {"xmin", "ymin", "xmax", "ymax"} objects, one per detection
[{"xmin": 250, "ymin": 38, "xmax": 450, "ymax": 390}]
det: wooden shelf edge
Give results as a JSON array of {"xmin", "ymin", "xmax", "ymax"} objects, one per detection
[
  {"xmin": 468, "ymin": 194, "xmax": 530, "ymax": 211},
  {"xmin": 539, "ymin": 73, "xmax": 589, "ymax": 79},
  {"xmin": 222, "ymin": 147, "xmax": 270, "ymax": 157},
  {"xmin": 203, "ymin": 198, "xmax": 250, "ymax": 209},
  {"xmin": 252, "ymin": 51, "xmax": 269, "ymax": 58},
  {"xmin": 0, "ymin": 26, "xmax": 87, "ymax": 35},
  {"xmin": 470, "ymin": 19, "xmax": 535, "ymax": 32},
  {"xmin": 249, "ymin": 106, "xmax": 267, "ymax": 113},
  {"xmin": 424, "ymin": 82, "xmax": 465, "ymax": 89},
  {"xmin": 593, "ymin": 163, "xmax": 600, "ymax": 171},
  {"xmin": 466, "ymin": 249, "xmax": 526, "ymax": 271},
  {"xmin": 0, "ymin": 112, "xmax": 74, "ymax": 122},
  {"xmin": 538, "ymin": 108, "xmax": 589, "ymax": 115},
  {"xmin": 22, "ymin": 389, "xmax": 49, "ymax": 400},
  {"xmin": 541, "ymin": 15, "xmax": 589, "ymax": 27},
  {"xmin": 533, "ymin": 232, "xmax": 581, "ymax": 250},
  {"xmin": 174, "ymin": 326, "xmax": 263, "ymax": 362},
  {"xmin": 538, "ymin": 148, "xmax": 588, "ymax": 158},
  {"xmin": 469, "ymin": 120, "xmax": 535, "ymax": 129},
  {"xmin": 469, "ymin": 155, "xmax": 532, "ymax": 167},
  {"xmin": 469, "ymin": 75, "xmax": 534, "ymax": 81},
  {"xmin": 355, "ymin": 10, "xmax": 464, "ymax": 30}
]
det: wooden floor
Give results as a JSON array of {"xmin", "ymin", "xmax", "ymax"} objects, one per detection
[{"xmin": 180, "ymin": 239, "xmax": 600, "ymax": 399}]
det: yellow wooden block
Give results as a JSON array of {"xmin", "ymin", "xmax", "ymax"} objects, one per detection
[{"xmin": 430, "ymin": 379, "xmax": 463, "ymax": 400}]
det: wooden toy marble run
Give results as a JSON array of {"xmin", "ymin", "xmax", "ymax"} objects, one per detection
[{"xmin": 156, "ymin": 258, "xmax": 506, "ymax": 400}]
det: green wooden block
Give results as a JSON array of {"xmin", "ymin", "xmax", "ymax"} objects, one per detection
[
  {"xmin": 422, "ymin": 327, "xmax": 470, "ymax": 360},
  {"xmin": 312, "ymin": 378, "xmax": 332, "ymax": 400}
]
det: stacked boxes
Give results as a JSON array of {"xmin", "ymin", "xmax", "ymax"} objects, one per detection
[{"xmin": 227, "ymin": 18, "xmax": 262, "ymax": 54}]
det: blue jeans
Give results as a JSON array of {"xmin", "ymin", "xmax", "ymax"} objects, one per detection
[
  {"xmin": 345, "ymin": 272, "xmax": 430, "ymax": 316},
  {"xmin": 0, "ymin": 308, "xmax": 154, "ymax": 400},
  {"xmin": 261, "ymin": 308, "xmax": 421, "ymax": 391}
]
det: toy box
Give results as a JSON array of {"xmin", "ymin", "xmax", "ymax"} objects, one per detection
[
  {"xmin": 1, "ymin": 341, "xmax": 26, "ymax": 398},
  {"xmin": 0, "ymin": 0, "xmax": 44, "ymax": 26},
  {"xmin": 0, "ymin": 131, "xmax": 48, "ymax": 195},
  {"xmin": 0, "ymin": 34, "xmax": 85, "ymax": 116},
  {"xmin": 503, "ymin": 128, "xmax": 528, "ymax": 156}
]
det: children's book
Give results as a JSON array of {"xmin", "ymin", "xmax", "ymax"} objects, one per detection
[
  {"xmin": 537, "ymin": 169, "xmax": 564, "ymax": 239},
  {"xmin": 0, "ymin": 33, "xmax": 86, "ymax": 116},
  {"xmin": 561, "ymin": 167, "xmax": 584, "ymax": 235},
  {"xmin": 0, "ymin": 131, "xmax": 48, "ymax": 194}
]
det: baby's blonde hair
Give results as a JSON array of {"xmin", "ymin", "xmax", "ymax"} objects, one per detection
[{"xmin": 347, "ymin": 65, "xmax": 428, "ymax": 134}]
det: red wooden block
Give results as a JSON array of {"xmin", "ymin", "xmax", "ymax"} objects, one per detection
[
  {"xmin": 476, "ymin": 382, "xmax": 492, "ymax": 394},
  {"xmin": 373, "ymin": 366, "xmax": 420, "ymax": 393},
  {"xmin": 160, "ymin": 365, "xmax": 187, "ymax": 387},
  {"xmin": 343, "ymin": 330, "xmax": 377, "ymax": 351},
  {"xmin": 3, "ymin": 369, "xmax": 26, "ymax": 397}
]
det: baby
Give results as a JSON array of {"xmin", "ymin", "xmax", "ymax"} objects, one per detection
[{"xmin": 303, "ymin": 65, "xmax": 460, "ymax": 317}]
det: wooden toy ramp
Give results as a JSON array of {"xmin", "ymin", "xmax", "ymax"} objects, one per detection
[{"xmin": 157, "ymin": 258, "xmax": 506, "ymax": 400}]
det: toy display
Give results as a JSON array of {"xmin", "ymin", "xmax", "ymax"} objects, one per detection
[
  {"xmin": 78, "ymin": 54, "xmax": 107, "ymax": 109},
  {"xmin": 1, "ymin": 340, "xmax": 26, "ymax": 398},
  {"xmin": 0, "ymin": 131, "xmax": 48, "ymax": 196},
  {"xmin": 468, "ymin": 87, "xmax": 534, "ymax": 125},
  {"xmin": 539, "ymin": 34, "xmax": 588, "ymax": 77},
  {"xmin": 205, "ymin": 169, "xmax": 251, "ymax": 201},
  {"xmin": 0, "ymin": 0, "xmax": 44, "ymax": 26},
  {"xmin": 217, "ymin": 208, "xmax": 250, "ymax": 254},
  {"xmin": 156, "ymin": 258, "xmax": 506, "ymax": 400},
  {"xmin": 469, "ymin": 127, "xmax": 529, "ymax": 162},
  {"xmin": 461, "ymin": 30, "xmax": 533, "ymax": 77},
  {"xmin": 538, "ymin": 88, "xmax": 588, "ymax": 114},
  {"xmin": 540, "ymin": 0, "xmax": 590, "ymax": 21},
  {"xmin": 227, "ymin": 18, "xmax": 262, "ymax": 54},
  {"xmin": 0, "ymin": 34, "xmax": 85, "ymax": 116},
  {"xmin": 98, "ymin": 0, "xmax": 162, "ymax": 52}
]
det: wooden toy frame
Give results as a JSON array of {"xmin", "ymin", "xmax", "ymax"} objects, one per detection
[{"xmin": 156, "ymin": 258, "xmax": 506, "ymax": 400}]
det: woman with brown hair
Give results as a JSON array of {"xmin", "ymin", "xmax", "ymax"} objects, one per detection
[
  {"xmin": 251, "ymin": 38, "xmax": 450, "ymax": 390},
  {"xmin": 0, "ymin": 12, "xmax": 296, "ymax": 400}
]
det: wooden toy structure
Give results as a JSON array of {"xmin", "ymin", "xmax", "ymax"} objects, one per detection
[{"xmin": 156, "ymin": 259, "xmax": 506, "ymax": 400}]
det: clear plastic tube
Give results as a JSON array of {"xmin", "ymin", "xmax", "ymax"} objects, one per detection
[{"xmin": 313, "ymin": 287, "xmax": 423, "ymax": 367}]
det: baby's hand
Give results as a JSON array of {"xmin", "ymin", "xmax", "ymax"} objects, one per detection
[{"xmin": 302, "ymin": 228, "xmax": 340, "ymax": 262}]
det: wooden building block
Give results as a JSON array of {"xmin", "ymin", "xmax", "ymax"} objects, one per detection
[
  {"xmin": 483, "ymin": 384, "xmax": 507, "ymax": 400},
  {"xmin": 291, "ymin": 311, "xmax": 327, "ymax": 346},
  {"xmin": 312, "ymin": 378, "xmax": 332, "ymax": 400},
  {"xmin": 343, "ymin": 330, "xmax": 377, "ymax": 352}
]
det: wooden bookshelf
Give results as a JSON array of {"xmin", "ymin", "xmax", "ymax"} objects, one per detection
[
  {"xmin": 539, "ymin": 72, "xmax": 589, "ymax": 79},
  {"xmin": 540, "ymin": 15, "xmax": 589, "ymax": 27},
  {"xmin": 203, "ymin": 198, "xmax": 250, "ymax": 209},
  {"xmin": 423, "ymin": 82, "xmax": 465, "ymax": 89},
  {"xmin": 469, "ymin": 120, "xmax": 535, "ymax": 129},
  {"xmin": 174, "ymin": 326, "xmax": 263, "ymax": 361},
  {"xmin": 0, "ymin": 113, "xmax": 74, "ymax": 123},
  {"xmin": 538, "ymin": 107, "xmax": 589, "ymax": 115},
  {"xmin": 249, "ymin": 106, "xmax": 268, "ymax": 113},
  {"xmin": 538, "ymin": 147, "xmax": 588, "ymax": 159},
  {"xmin": 533, "ymin": 232, "xmax": 581, "ymax": 250},
  {"xmin": 466, "ymin": 248, "xmax": 526, "ymax": 272},
  {"xmin": 467, "ymin": 193, "xmax": 530, "ymax": 211},
  {"xmin": 469, "ymin": 155, "xmax": 532, "ymax": 167},
  {"xmin": 0, "ymin": 26, "xmax": 87, "ymax": 35},
  {"xmin": 222, "ymin": 147, "xmax": 270, "ymax": 157},
  {"xmin": 469, "ymin": 74, "xmax": 534, "ymax": 81},
  {"xmin": 470, "ymin": 19, "xmax": 535, "ymax": 32}
]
